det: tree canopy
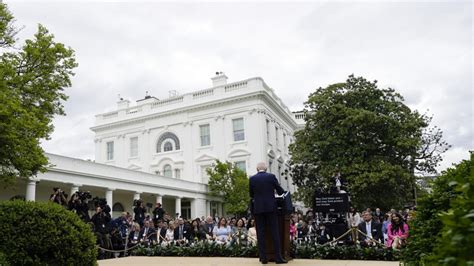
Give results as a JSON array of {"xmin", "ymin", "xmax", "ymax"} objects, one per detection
[
  {"xmin": 289, "ymin": 75, "xmax": 449, "ymax": 210},
  {"xmin": 0, "ymin": 3, "xmax": 77, "ymax": 186},
  {"xmin": 207, "ymin": 160, "xmax": 250, "ymax": 216}
]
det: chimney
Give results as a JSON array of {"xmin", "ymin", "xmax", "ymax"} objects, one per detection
[
  {"xmin": 117, "ymin": 99, "xmax": 130, "ymax": 109},
  {"xmin": 211, "ymin": 72, "xmax": 228, "ymax": 87}
]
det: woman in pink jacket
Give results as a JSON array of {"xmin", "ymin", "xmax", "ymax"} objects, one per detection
[{"xmin": 386, "ymin": 212, "xmax": 409, "ymax": 249}]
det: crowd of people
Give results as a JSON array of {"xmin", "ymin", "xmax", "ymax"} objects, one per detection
[{"xmin": 49, "ymin": 187, "xmax": 411, "ymax": 259}]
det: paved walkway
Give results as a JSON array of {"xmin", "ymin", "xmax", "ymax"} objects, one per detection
[{"xmin": 99, "ymin": 257, "xmax": 400, "ymax": 266}]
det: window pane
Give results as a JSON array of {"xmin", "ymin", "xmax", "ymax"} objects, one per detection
[
  {"xmin": 106, "ymin": 141, "xmax": 114, "ymax": 160},
  {"xmin": 200, "ymin": 124, "xmax": 210, "ymax": 146},
  {"xmin": 130, "ymin": 137, "xmax": 138, "ymax": 157},
  {"xmin": 164, "ymin": 141, "xmax": 173, "ymax": 152},
  {"xmin": 233, "ymin": 118, "xmax": 245, "ymax": 141},
  {"xmin": 235, "ymin": 161, "xmax": 246, "ymax": 173},
  {"xmin": 163, "ymin": 164, "xmax": 172, "ymax": 178}
]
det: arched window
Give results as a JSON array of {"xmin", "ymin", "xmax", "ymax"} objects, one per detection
[
  {"xmin": 163, "ymin": 164, "xmax": 172, "ymax": 178},
  {"xmin": 157, "ymin": 132, "xmax": 180, "ymax": 153},
  {"xmin": 163, "ymin": 141, "xmax": 173, "ymax": 152},
  {"xmin": 112, "ymin": 202, "xmax": 124, "ymax": 212}
]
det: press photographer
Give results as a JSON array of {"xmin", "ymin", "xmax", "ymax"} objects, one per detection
[
  {"xmin": 133, "ymin": 199, "xmax": 146, "ymax": 227},
  {"xmin": 68, "ymin": 191, "xmax": 92, "ymax": 222},
  {"xmin": 50, "ymin": 187, "xmax": 68, "ymax": 206},
  {"xmin": 90, "ymin": 197, "xmax": 112, "ymax": 259}
]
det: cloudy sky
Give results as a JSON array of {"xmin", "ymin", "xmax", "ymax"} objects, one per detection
[{"xmin": 6, "ymin": 1, "xmax": 473, "ymax": 173}]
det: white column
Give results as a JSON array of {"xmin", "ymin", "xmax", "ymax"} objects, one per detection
[
  {"xmin": 206, "ymin": 200, "xmax": 211, "ymax": 217},
  {"xmin": 220, "ymin": 202, "xmax": 225, "ymax": 217},
  {"xmin": 70, "ymin": 184, "xmax": 81, "ymax": 196},
  {"xmin": 192, "ymin": 198, "xmax": 207, "ymax": 219},
  {"xmin": 106, "ymin": 189, "xmax": 114, "ymax": 207},
  {"xmin": 175, "ymin": 196, "xmax": 182, "ymax": 218},
  {"xmin": 156, "ymin": 194, "xmax": 163, "ymax": 204},
  {"xmin": 25, "ymin": 180, "xmax": 37, "ymax": 201}
]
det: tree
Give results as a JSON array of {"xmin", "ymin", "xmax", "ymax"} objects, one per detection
[
  {"xmin": 207, "ymin": 160, "xmax": 250, "ymax": 216},
  {"xmin": 0, "ymin": 3, "xmax": 77, "ymax": 186},
  {"xmin": 289, "ymin": 75, "xmax": 449, "ymax": 210}
]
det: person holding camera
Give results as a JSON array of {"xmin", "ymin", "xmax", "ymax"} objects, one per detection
[
  {"xmin": 91, "ymin": 205, "xmax": 112, "ymax": 259},
  {"xmin": 50, "ymin": 187, "xmax": 67, "ymax": 206},
  {"xmin": 133, "ymin": 199, "xmax": 146, "ymax": 227},
  {"xmin": 68, "ymin": 191, "xmax": 91, "ymax": 223},
  {"xmin": 152, "ymin": 202, "xmax": 165, "ymax": 228}
]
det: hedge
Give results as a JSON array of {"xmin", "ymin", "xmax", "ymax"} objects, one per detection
[
  {"xmin": 131, "ymin": 241, "xmax": 400, "ymax": 261},
  {"xmin": 402, "ymin": 154, "xmax": 473, "ymax": 265},
  {"xmin": 0, "ymin": 200, "xmax": 97, "ymax": 266}
]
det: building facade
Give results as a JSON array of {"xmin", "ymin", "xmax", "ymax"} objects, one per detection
[{"xmin": 1, "ymin": 73, "xmax": 305, "ymax": 219}]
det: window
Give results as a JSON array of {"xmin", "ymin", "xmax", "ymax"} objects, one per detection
[
  {"xmin": 106, "ymin": 141, "xmax": 114, "ymax": 161},
  {"xmin": 130, "ymin": 137, "xmax": 138, "ymax": 157},
  {"xmin": 268, "ymin": 159, "xmax": 273, "ymax": 173},
  {"xmin": 175, "ymin": 169, "xmax": 181, "ymax": 179},
  {"xmin": 163, "ymin": 164, "xmax": 172, "ymax": 178},
  {"xmin": 235, "ymin": 161, "xmax": 246, "ymax": 173},
  {"xmin": 275, "ymin": 126, "xmax": 279, "ymax": 145},
  {"xmin": 163, "ymin": 141, "xmax": 173, "ymax": 152},
  {"xmin": 283, "ymin": 133, "xmax": 287, "ymax": 150},
  {"xmin": 112, "ymin": 203, "xmax": 124, "ymax": 212},
  {"xmin": 278, "ymin": 164, "xmax": 282, "ymax": 182},
  {"xmin": 266, "ymin": 119, "xmax": 270, "ymax": 141},
  {"xmin": 200, "ymin": 124, "xmax": 210, "ymax": 146},
  {"xmin": 232, "ymin": 118, "xmax": 245, "ymax": 141},
  {"xmin": 156, "ymin": 132, "xmax": 180, "ymax": 152}
]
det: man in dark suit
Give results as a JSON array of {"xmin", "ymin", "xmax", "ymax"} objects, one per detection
[
  {"xmin": 358, "ymin": 210, "xmax": 383, "ymax": 246},
  {"xmin": 249, "ymin": 162, "xmax": 287, "ymax": 264},
  {"xmin": 174, "ymin": 217, "xmax": 191, "ymax": 244},
  {"xmin": 139, "ymin": 220, "xmax": 157, "ymax": 243}
]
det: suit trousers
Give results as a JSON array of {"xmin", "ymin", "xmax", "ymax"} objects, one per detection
[{"xmin": 254, "ymin": 211, "xmax": 284, "ymax": 262}]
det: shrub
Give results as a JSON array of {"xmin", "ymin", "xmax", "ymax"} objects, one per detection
[
  {"xmin": 0, "ymin": 200, "xmax": 97, "ymax": 265},
  {"xmin": 402, "ymin": 154, "xmax": 473, "ymax": 265},
  {"xmin": 0, "ymin": 252, "xmax": 9, "ymax": 266},
  {"xmin": 131, "ymin": 241, "xmax": 399, "ymax": 261}
]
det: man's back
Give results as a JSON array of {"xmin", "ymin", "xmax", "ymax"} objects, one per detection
[{"xmin": 249, "ymin": 171, "xmax": 284, "ymax": 214}]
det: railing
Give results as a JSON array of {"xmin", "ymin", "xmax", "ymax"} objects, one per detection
[
  {"xmin": 102, "ymin": 111, "xmax": 118, "ymax": 119},
  {"xmin": 151, "ymin": 96, "xmax": 184, "ymax": 109},
  {"xmin": 96, "ymin": 78, "xmax": 300, "ymax": 124},
  {"xmin": 224, "ymin": 81, "xmax": 247, "ymax": 92},
  {"xmin": 294, "ymin": 112, "xmax": 305, "ymax": 120},
  {"xmin": 126, "ymin": 107, "xmax": 142, "ymax": 115},
  {"xmin": 193, "ymin": 88, "xmax": 214, "ymax": 99}
]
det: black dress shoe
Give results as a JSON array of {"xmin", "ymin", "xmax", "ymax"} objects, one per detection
[
  {"xmin": 260, "ymin": 259, "xmax": 268, "ymax": 264},
  {"xmin": 276, "ymin": 259, "xmax": 288, "ymax": 264}
]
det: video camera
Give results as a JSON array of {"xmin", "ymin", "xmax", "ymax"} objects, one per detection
[
  {"xmin": 76, "ymin": 191, "xmax": 92, "ymax": 201},
  {"xmin": 92, "ymin": 196, "xmax": 110, "ymax": 213},
  {"xmin": 133, "ymin": 199, "xmax": 143, "ymax": 207}
]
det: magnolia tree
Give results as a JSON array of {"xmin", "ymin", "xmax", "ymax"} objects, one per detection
[{"xmin": 289, "ymin": 75, "xmax": 449, "ymax": 210}]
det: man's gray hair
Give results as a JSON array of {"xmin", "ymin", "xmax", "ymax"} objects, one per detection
[{"xmin": 256, "ymin": 162, "xmax": 267, "ymax": 171}]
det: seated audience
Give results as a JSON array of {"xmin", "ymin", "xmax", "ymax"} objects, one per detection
[
  {"xmin": 358, "ymin": 210, "xmax": 383, "ymax": 246},
  {"xmin": 386, "ymin": 212, "xmax": 409, "ymax": 249},
  {"xmin": 213, "ymin": 217, "xmax": 232, "ymax": 244}
]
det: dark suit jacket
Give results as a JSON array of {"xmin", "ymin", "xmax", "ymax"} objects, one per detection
[
  {"xmin": 139, "ymin": 227, "xmax": 157, "ymax": 242},
  {"xmin": 174, "ymin": 224, "xmax": 191, "ymax": 240},
  {"xmin": 358, "ymin": 220, "xmax": 383, "ymax": 242},
  {"xmin": 249, "ymin": 171, "xmax": 285, "ymax": 214}
]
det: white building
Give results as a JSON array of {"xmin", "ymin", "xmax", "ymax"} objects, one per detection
[{"xmin": 1, "ymin": 73, "xmax": 305, "ymax": 219}]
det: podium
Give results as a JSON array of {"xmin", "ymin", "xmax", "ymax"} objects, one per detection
[{"xmin": 263, "ymin": 192, "xmax": 293, "ymax": 261}]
